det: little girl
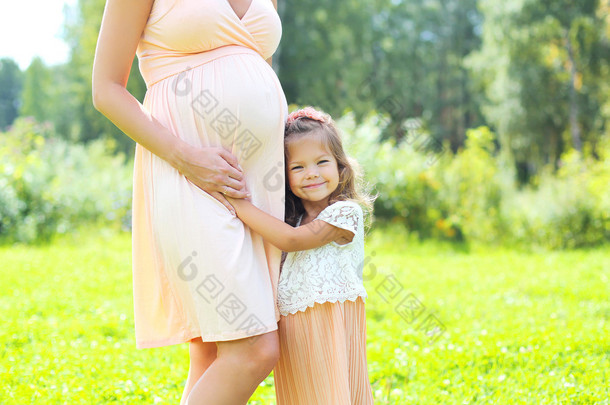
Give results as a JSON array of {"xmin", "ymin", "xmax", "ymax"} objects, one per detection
[{"xmin": 227, "ymin": 106, "xmax": 376, "ymax": 404}]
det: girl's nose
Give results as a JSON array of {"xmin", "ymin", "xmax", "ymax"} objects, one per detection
[{"xmin": 305, "ymin": 166, "xmax": 319, "ymax": 178}]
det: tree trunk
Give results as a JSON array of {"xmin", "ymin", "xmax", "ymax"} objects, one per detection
[{"xmin": 565, "ymin": 30, "xmax": 582, "ymax": 152}]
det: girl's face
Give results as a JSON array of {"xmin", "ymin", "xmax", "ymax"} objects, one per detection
[{"xmin": 286, "ymin": 134, "xmax": 339, "ymax": 204}]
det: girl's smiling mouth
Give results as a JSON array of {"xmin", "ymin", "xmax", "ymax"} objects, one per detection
[{"xmin": 303, "ymin": 182, "xmax": 326, "ymax": 189}]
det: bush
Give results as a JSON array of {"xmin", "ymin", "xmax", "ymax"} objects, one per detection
[
  {"xmin": 502, "ymin": 147, "xmax": 610, "ymax": 248},
  {"xmin": 338, "ymin": 113, "xmax": 446, "ymax": 239},
  {"xmin": 2, "ymin": 112, "xmax": 608, "ymax": 249},
  {"xmin": 335, "ymin": 111, "xmax": 610, "ymax": 249},
  {"xmin": 0, "ymin": 118, "xmax": 132, "ymax": 244},
  {"xmin": 435, "ymin": 126, "xmax": 510, "ymax": 244}
]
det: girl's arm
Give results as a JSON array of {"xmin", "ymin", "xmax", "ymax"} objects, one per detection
[
  {"xmin": 91, "ymin": 0, "xmax": 248, "ymax": 215},
  {"xmin": 227, "ymin": 197, "xmax": 354, "ymax": 252}
]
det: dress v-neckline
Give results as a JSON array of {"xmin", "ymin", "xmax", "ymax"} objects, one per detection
[{"xmin": 225, "ymin": 0, "xmax": 255, "ymax": 21}]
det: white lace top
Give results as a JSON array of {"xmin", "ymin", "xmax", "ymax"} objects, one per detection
[{"xmin": 277, "ymin": 200, "xmax": 368, "ymax": 316}]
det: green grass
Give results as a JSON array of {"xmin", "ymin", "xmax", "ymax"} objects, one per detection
[{"xmin": 1, "ymin": 224, "xmax": 608, "ymax": 404}]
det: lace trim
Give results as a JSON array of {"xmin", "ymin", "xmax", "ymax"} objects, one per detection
[
  {"xmin": 316, "ymin": 202, "xmax": 360, "ymax": 235},
  {"xmin": 279, "ymin": 290, "xmax": 368, "ymax": 316}
]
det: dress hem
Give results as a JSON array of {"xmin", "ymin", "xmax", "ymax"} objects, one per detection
[
  {"xmin": 278, "ymin": 293, "xmax": 367, "ymax": 317},
  {"xmin": 135, "ymin": 322, "xmax": 279, "ymax": 349}
]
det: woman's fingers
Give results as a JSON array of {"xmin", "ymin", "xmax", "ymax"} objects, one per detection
[
  {"xmin": 222, "ymin": 176, "xmax": 249, "ymax": 196},
  {"xmin": 183, "ymin": 146, "xmax": 250, "ymax": 200},
  {"xmin": 220, "ymin": 181, "xmax": 250, "ymax": 199},
  {"xmin": 214, "ymin": 148, "xmax": 251, "ymax": 198},
  {"xmin": 217, "ymin": 148, "xmax": 244, "ymax": 181}
]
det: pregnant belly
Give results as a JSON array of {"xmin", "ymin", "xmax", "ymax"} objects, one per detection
[
  {"xmin": 142, "ymin": 53, "xmax": 286, "ymax": 253},
  {"xmin": 144, "ymin": 52, "xmax": 288, "ymax": 166}
]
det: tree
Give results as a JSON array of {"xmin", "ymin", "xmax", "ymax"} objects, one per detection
[
  {"xmin": 278, "ymin": 0, "xmax": 376, "ymax": 119},
  {"xmin": 278, "ymin": 0, "xmax": 484, "ymax": 150},
  {"xmin": 0, "ymin": 58, "xmax": 22, "ymax": 130},
  {"xmin": 467, "ymin": 0, "xmax": 609, "ymax": 180},
  {"xmin": 20, "ymin": 57, "xmax": 51, "ymax": 122},
  {"xmin": 62, "ymin": 0, "xmax": 146, "ymax": 156},
  {"xmin": 365, "ymin": 0, "xmax": 483, "ymax": 149}
]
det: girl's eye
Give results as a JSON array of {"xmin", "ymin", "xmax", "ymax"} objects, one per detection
[
  {"xmin": 291, "ymin": 166, "xmax": 303, "ymax": 170},
  {"xmin": 318, "ymin": 160, "xmax": 329, "ymax": 164}
]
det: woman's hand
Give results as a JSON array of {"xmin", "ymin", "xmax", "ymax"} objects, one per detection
[{"xmin": 176, "ymin": 143, "xmax": 250, "ymax": 215}]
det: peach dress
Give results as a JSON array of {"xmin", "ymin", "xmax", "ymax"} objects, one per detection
[{"xmin": 131, "ymin": 0, "xmax": 287, "ymax": 349}]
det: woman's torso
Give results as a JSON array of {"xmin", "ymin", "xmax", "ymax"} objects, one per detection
[{"xmin": 136, "ymin": 0, "xmax": 282, "ymax": 87}]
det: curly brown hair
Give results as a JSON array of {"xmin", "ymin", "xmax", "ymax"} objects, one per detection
[{"xmin": 283, "ymin": 107, "xmax": 377, "ymax": 234}]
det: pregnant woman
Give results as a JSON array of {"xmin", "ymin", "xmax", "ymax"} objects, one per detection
[{"xmin": 92, "ymin": 0, "xmax": 287, "ymax": 403}]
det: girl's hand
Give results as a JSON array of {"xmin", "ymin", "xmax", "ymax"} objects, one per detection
[
  {"xmin": 176, "ymin": 144, "xmax": 250, "ymax": 214},
  {"xmin": 225, "ymin": 193, "xmax": 253, "ymax": 217}
]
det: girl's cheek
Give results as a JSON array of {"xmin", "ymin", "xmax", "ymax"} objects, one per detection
[{"xmin": 287, "ymin": 171, "xmax": 299, "ymax": 183}]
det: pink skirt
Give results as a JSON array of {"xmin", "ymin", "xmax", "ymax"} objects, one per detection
[{"xmin": 274, "ymin": 297, "xmax": 374, "ymax": 404}]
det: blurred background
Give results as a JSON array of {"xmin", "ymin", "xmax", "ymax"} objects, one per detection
[
  {"xmin": 1, "ymin": 0, "xmax": 609, "ymax": 403},
  {"xmin": 1, "ymin": 0, "xmax": 608, "ymax": 247}
]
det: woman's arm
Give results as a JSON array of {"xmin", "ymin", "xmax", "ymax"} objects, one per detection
[
  {"xmin": 226, "ymin": 197, "xmax": 354, "ymax": 252},
  {"xmin": 91, "ymin": 0, "xmax": 248, "ymax": 215}
]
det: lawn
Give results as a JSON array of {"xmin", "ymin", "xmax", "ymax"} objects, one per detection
[{"xmin": 1, "ymin": 224, "xmax": 608, "ymax": 404}]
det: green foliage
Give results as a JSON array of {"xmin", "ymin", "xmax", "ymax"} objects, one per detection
[
  {"xmin": 279, "ymin": 0, "xmax": 484, "ymax": 149},
  {"xmin": 502, "ymin": 145, "xmax": 610, "ymax": 248},
  {"xmin": 2, "ymin": 0, "xmax": 606, "ymax": 181},
  {"xmin": 336, "ymin": 112, "xmax": 610, "ymax": 248},
  {"xmin": 278, "ymin": 0, "xmax": 376, "ymax": 118},
  {"xmin": 0, "ymin": 118, "xmax": 132, "ymax": 244},
  {"xmin": 1, "ymin": 226, "xmax": 608, "ymax": 403},
  {"xmin": 435, "ymin": 126, "xmax": 508, "ymax": 244},
  {"xmin": 2, "ymin": 111, "xmax": 607, "ymax": 249},
  {"xmin": 467, "ymin": 0, "xmax": 610, "ymax": 179},
  {"xmin": 20, "ymin": 57, "xmax": 51, "ymax": 122},
  {"xmin": 339, "ymin": 112, "xmax": 445, "ymax": 239},
  {"xmin": 4, "ymin": 0, "xmax": 604, "ymax": 181},
  {"xmin": 0, "ymin": 57, "xmax": 22, "ymax": 130},
  {"xmin": 61, "ymin": 0, "xmax": 146, "ymax": 156}
]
